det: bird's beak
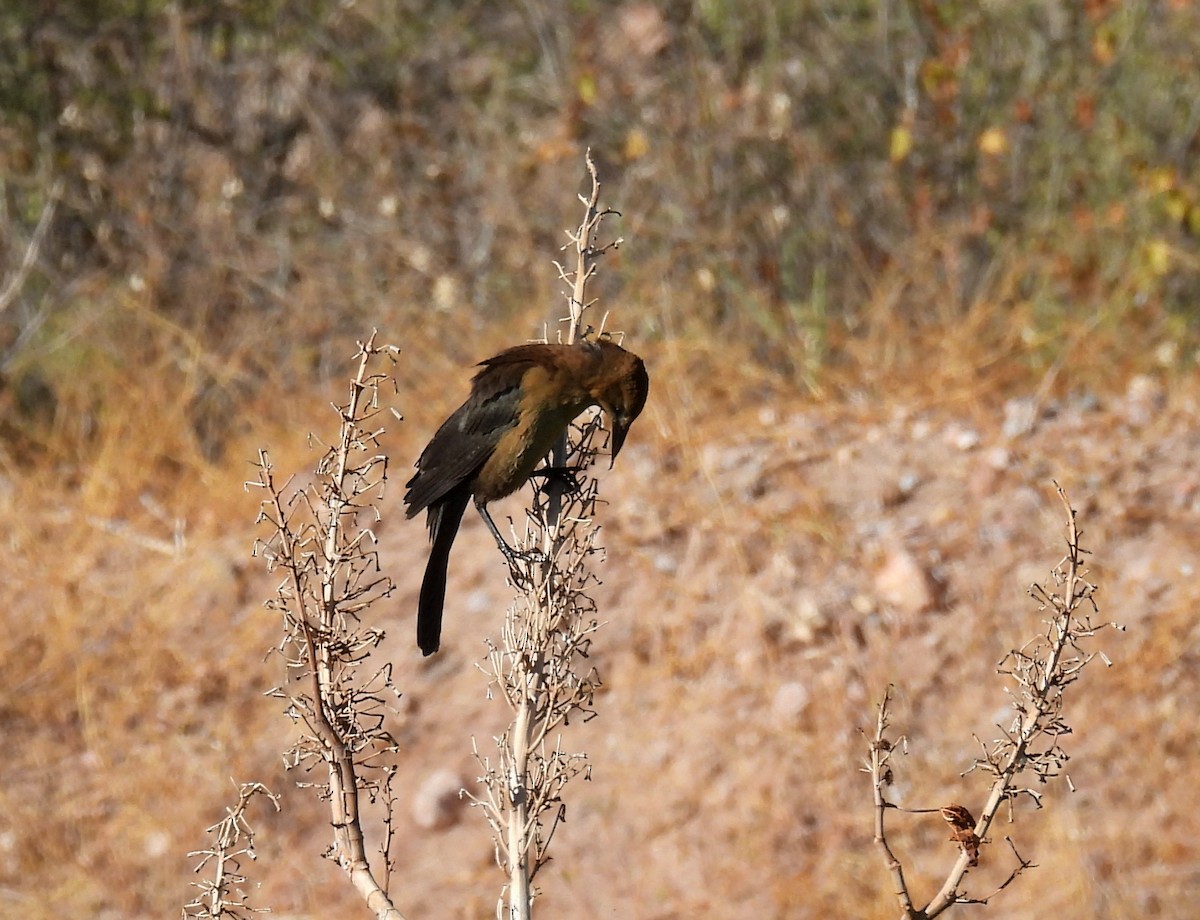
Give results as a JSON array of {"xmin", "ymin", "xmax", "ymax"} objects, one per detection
[{"xmin": 609, "ymin": 419, "xmax": 629, "ymax": 468}]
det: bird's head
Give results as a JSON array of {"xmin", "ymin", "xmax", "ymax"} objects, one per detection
[{"xmin": 588, "ymin": 340, "xmax": 649, "ymax": 467}]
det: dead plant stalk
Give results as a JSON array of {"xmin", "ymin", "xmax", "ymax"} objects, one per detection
[
  {"xmin": 252, "ymin": 332, "xmax": 404, "ymax": 920},
  {"xmin": 867, "ymin": 485, "xmax": 1121, "ymax": 918},
  {"xmin": 471, "ymin": 151, "xmax": 621, "ymax": 920}
]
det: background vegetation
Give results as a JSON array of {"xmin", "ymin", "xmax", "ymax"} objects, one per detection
[{"xmin": 2, "ymin": 2, "xmax": 1197, "ymax": 917}]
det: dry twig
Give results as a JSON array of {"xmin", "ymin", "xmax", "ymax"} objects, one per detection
[
  {"xmin": 553, "ymin": 150, "xmax": 623, "ymax": 344},
  {"xmin": 181, "ymin": 782, "xmax": 279, "ymax": 920},
  {"xmin": 866, "ymin": 485, "xmax": 1122, "ymax": 917},
  {"xmin": 250, "ymin": 331, "xmax": 406, "ymax": 920},
  {"xmin": 0, "ymin": 179, "xmax": 62, "ymax": 315},
  {"xmin": 470, "ymin": 150, "xmax": 622, "ymax": 920}
]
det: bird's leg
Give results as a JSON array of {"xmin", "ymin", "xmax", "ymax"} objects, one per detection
[
  {"xmin": 474, "ymin": 497, "xmax": 547, "ymax": 569},
  {"xmin": 475, "ymin": 499, "xmax": 515, "ymax": 557}
]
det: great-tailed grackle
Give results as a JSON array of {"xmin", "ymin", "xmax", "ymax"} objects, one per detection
[{"xmin": 404, "ymin": 339, "xmax": 649, "ymax": 655}]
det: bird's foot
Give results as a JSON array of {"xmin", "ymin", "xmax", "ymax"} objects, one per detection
[
  {"xmin": 494, "ymin": 542, "xmax": 556, "ymax": 589},
  {"xmin": 496, "ymin": 541, "xmax": 551, "ymax": 567},
  {"xmin": 528, "ymin": 464, "xmax": 587, "ymax": 495}
]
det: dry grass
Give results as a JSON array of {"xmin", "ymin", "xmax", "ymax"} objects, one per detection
[{"xmin": 2, "ymin": 316, "xmax": 1198, "ymax": 917}]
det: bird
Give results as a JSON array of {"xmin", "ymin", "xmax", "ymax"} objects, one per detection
[{"xmin": 404, "ymin": 338, "xmax": 649, "ymax": 655}]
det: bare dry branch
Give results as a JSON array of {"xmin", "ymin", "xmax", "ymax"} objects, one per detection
[
  {"xmin": 470, "ymin": 153, "xmax": 622, "ymax": 920},
  {"xmin": 555, "ymin": 148, "xmax": 622, "ymax": 345},
  {"xmin": 867, "ymin": 687, "xmax": 920, "ymax": 918},
  {"xmin": 249, "ymin": 332, "xmax": 407, "ymax": 920},
  {"xmin": 867, "ymin": 486, "xmax": 1121, "ymax": 918},
  {"xmin": 0, "ymin": 179, "xmax": 62, "ymax": 315},
  {"xmin": 182, "ymin": 782, "xmax": 279, "ymax": 920}
]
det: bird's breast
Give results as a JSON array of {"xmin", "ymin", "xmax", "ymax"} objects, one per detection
[{"xmin": 473, "ymin": 387, "xmax": 589, "ymax": 503}]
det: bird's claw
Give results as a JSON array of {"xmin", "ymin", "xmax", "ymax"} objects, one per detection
[
  {"xmin": 497, "ymin": 543, "xmax": 551, "ymax": 567},
  {"xmin": 530, "ymin": 464, "xmax": 586, "ymax": 495}
]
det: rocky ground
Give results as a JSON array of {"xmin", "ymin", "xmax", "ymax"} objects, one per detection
[
  {"xmin": 5, "ymin": 370, "xmax": 1197, "ymax": 919},
  {"xmin": 343, "ymin": 369, "xmax": 1198, "ymax": 919}
]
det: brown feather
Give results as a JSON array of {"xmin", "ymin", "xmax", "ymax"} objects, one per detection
[{"xmin": 403, "ymin": 339, "xmax": 648, "ymax": 655}]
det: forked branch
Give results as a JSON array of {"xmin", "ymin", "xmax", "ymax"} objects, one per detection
[
  {"xmin": 554, "ymin": 148, "xmax": 623, "ymax": 344},
  {"xmin": 182, "ymin": 782, "xmax": 279, "ymax": 920},
  {"xmin": 471, "ymin": 154, "xmax": 621, "ymax": 920},
  {"xmin": 250, "ymin": 332, "xmax": 406, "ymax": 920},
  {"xmin": 866, "ymin": 486, "xmax": 1121, "ymax": 918}
]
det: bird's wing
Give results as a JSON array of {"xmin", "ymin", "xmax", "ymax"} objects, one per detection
[{"xmin": 403, "ymin": 355, "xmax": 534, "ymax": 516}]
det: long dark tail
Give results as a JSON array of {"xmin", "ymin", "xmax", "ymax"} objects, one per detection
[{"xmin": 417, "ymin": 488, "xmax": 470, "ymax": 655}]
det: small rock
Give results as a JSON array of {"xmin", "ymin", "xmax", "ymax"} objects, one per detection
[
  {"xmin": 881, "ymin": 473, "xmax": 919, "ymax": 508},
  {"xmin": 432, "ymin": 275, "xmax": 462, "ymax": 313},
  {"xmin": 771, "ymin": 682, "xmax": 811, "ymax": 722},
  {"xmin": 1002, "ymin": 397, "xmax": 1039, "ymax": 439},
  {"xmin": 412, "ymin": 769, "xmax": 466, "ymax": 831},
  {"xmin": 1122, "ymin": 374, "xmax": 1166, "ymax": 427},
  {"xmin": 790, "ymin": 595, "xmax": 829, "ymax": 644},
  {"xmin": 763, "ymin": 594, "xmax": 829, "ymax": 648},
  {"xmin": 851, "ymin": 593, "xmax": 876, "ymax": 615},
  {"xmin": 875, "ymin": 547, "xmax": 938, "ymax": 615},
  {"xmin": 969, "ymin": 447, "xmax": 1012, "ymax": 499},
  {"xmin": 616, "ymin": 3, "xmax": 671, "ymax": 57},
  {"xmin": 943, "ymin": 423, "xmax": 980, "ymax": 451},
  {"xmin": 968, "ymin": 461, "xmax": 1001, "ymax": 500},
  {"xmin": 983, "ymin": 446, "xmax": 1012, "ymax": 471},
  {"xmin": 1155, "ymin": 340, "xmax": 1179, "ymax": 367},
  {"xmin": 653, "ymin": 551, "xmax": 679, "ymax": 573}
]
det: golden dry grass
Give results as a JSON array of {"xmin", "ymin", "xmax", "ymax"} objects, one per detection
[{"xmin": 3, "ymin": 316, "xmax": 1197, "ymax": 918}]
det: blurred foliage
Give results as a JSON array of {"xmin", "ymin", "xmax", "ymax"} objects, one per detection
[{"xmin": 0, "ymin": 0, "xmax": 1198, "ymax": 463}]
